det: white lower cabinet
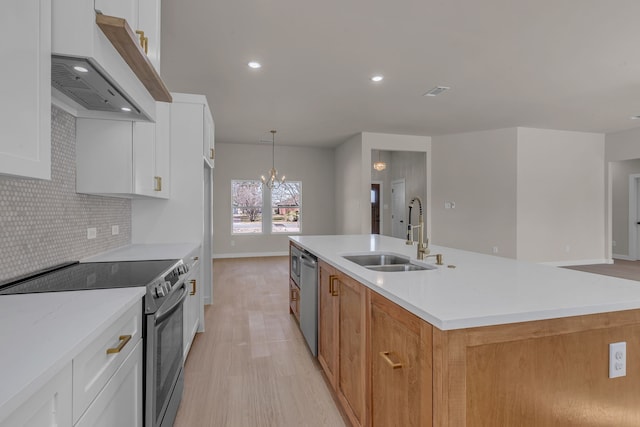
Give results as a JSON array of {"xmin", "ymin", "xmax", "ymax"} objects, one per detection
[
  {"xmin": 75, "ymin": 341, "xmax": 143, "ymax": 427},
  {"xmin": 0, "ymin": 363, "xmax": 72, "ymax": 427},
  {"xmin": 183, "ymin": 259, "xmax": 202, "ymax": 358},
  {"xmin": 72, "ymin": 302, "xmax": 142, "ymax": 423},
  {"xmin": 0, "ymin": 302, "xmax": 143, "ymax": 427}
]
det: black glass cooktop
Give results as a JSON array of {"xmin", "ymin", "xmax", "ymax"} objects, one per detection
[{"xmin": 0, "ymin": 260, "xmax": 179, "ymax": 295}]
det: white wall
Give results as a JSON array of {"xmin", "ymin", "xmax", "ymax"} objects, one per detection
[
  {"xmin": 335, "ymin": 133, "xmax": 363, "ymax": 234},
  {"xmin": 371, "ymin": 150, "xmax": 392, "ymax": 236},
  {"xmin": 212, "ymin": 142, "xmax": 335, "ymax": 257},
  {"xmin": 605, "ymin": 128, "xmax": 640, "ymax": 260},
  {"xmin": 371, "ymin": 150, "xmax": 426, "ymax": 237},
  {"xmin": 431, "ymin": 128, "xmax": 518, "ymax": 257},
  {"xmin": 610, "ymin": 159, "xmax": 640, "ymax": 258},
  {"xmin": 606, "ymin": 128, "xmax": 640, "ymax": 162},
  {"xmin": 516, "ymin": 128, "xmax": 605, "ymax": 263},
  {"xmin": 360, "ymin": 132, "xmax": 431, "ymax": 235}
]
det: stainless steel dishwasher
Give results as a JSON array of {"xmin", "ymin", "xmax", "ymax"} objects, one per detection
[{"xmin": 300, "ymin": 251, "xmax": 318, "ymax": 356}]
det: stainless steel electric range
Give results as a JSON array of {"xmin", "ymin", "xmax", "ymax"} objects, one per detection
[{"xmin": 0, "ymin": 259, "xmax": 190, "ymax": 427}]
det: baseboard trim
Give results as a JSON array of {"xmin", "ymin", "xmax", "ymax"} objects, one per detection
[
  {"xmin": 213, "ymin": 251, "xmax": 288, "ymax": 259},
  {"xmin": 541, "ymin": 258, "xmax": 613, "ymax": 267},
  {"xmin": 613, "ymin": 253, "xmax": 635, "ymax": 261}
]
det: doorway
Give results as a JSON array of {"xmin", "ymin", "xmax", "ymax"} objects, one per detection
[
  {"xmin": 391, "ymin": 179, "xmax": 406, "ymax": 239},
  {"xmin": 371, "ymin": 182, "xmax": 382, "ymax": 234},
  {"xmin": 630, "ymin": 174, "xmax": 640, "ymax": 260}
]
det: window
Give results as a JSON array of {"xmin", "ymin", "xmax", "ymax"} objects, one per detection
[
  {"xmin": 271, "ymin": 181, "xmax": 301, "ymax": 233},
  {"xmin": 232, "ymin": 180, "xmax": 263, "ymax": 234}
]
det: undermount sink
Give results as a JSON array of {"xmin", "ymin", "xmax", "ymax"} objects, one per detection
[
  {"xmin": 365, "ymin": 264, "xmax": 431, "ymax": 272},
  {"xmin": 342, "ymin": 252, "xmax": 436, "ymax": 272}
]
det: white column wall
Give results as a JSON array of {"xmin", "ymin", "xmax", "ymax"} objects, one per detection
[
  {"xmin": 431, "ymin": 128, "xmax": 518, "ymax": 258},
  {"xmin": 516, "ymin": 128, "xmax": 605, "ymax": 263}
]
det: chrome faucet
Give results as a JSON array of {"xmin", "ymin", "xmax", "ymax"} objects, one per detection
[{"xmin": 406, "ymin": 197, "xmax": 430, "ymax": 260}]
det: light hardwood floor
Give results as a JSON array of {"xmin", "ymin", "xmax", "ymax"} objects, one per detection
[
  {"xmin": 173, "ymin": 257, "xmax": 347, "ymax": 427},
  {"xmin": 564, "ymin": 259, "xmax": 640, "ymax": 282}
]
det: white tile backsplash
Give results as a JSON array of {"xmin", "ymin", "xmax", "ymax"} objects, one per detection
[{"xmin": 0, "ymin": 106, "xmax": 131, "ymax": 283}]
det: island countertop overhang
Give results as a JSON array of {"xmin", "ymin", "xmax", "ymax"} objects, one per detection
[{"xmin": 290, "ymin": 234, "xmax": 640, "ymax": 330}]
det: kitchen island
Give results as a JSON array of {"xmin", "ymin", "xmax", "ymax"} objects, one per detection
[{"xmin": 291, "ymin": 234, "xmax": 640, "ymax": 427}]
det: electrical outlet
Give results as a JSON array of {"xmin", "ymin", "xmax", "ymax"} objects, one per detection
[
  {"xmin": 609, "ymin": 342, "xmax": 626, "ymax": 378},
  {"xmin": 492, "ymin": 246, "xmax": 499, "ymax": 254},
  {"xmin": 87, "ymin": 228, "xmax": 97, "ymax": 239},
  {"xmin": 111, "ymin": 225, "xmax": 119, "ymax": 235}
]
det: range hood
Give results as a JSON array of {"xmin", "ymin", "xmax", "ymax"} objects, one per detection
[
  {"xmin": 52, "ymin": 55, "xmax": 146, "ymax": 120},
  {"xmin": 51, "ymin": 1, "xmax": 170, "ymax": 121}
]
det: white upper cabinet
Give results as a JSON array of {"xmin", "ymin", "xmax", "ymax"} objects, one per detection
[
  {"xmin": 94, "ymin": 0, "xmax": 138, "ymax": 31},
  {"xmin": 0, "ymin": 0, "xmax": 51, "ymax": 180},
  {"xmin": 76, "ymin": 102, "xmax": 171, "ymax": 199},
  {"xmin": 94, "ymin": 0, "xmax": 161, "ymax": 72},
  {"xmin": 138, "ymin": 0, "xmax": 162, "ymax": 72},
  {"xmin": 204, "ymin": 103, "xmax": 215, "ymax": 167}
]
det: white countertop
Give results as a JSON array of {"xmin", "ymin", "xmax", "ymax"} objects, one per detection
[
  {"xmin": 291, "ymin": 234, "xmax": 640, "ymax": 330},
  {"xmin": 81, "ymin": 242, "xmax": 201, "ymax": 262},
  {"xmin": 0, "ymin": 287, "xmax": 145, "ymax": 420}
]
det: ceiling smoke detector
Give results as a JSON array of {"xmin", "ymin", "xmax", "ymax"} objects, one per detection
[{"xmin": 423, "ymin": 86, "xmax": 450, "ymax": 97}]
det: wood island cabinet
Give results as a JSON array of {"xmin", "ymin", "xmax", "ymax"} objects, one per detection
[
  {"xmin": 317, "ymin": 261, "xmax": 368, "ymax": 427},
  {"xmin": 301, "ymin": 245, "xmax": 640, "ymax": 426},
  {"xmin": 289, "ymin": 278, "xmax": 300, "ymax": 322},
  {"xmin": 318, "ymin": 261, "xmax": 339, "ymax": 389},
  {"xmin": 337, "ymin": 274, "xmax": 368, "ymax": 427},
  {"xmin": 370, "ymin": 291, "xmax": 432, "ymax": 427}
]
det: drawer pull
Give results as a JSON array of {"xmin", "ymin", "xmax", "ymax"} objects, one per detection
[
  {"xmin": 329, "ymin": 276, "xmax": 339, "ymax": 296},
  {"xmin": 190, "ymin": 279, "xmax": 197, "ymax": 296},
  {"xmin": 380, "ymin": 351, "xmax": 403, "ymax": 369},
  {"xmin": 106, "ymin": 335, "xmax": 132, "ymax": 355}
]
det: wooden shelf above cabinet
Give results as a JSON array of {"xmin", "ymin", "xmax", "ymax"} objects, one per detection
[{"xmin": 96, "ymin": 13, "xmax": 172, "ymax": 103}]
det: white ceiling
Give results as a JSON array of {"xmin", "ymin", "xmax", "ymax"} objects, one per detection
[{"xmin": 160, "ymin": 0, "xmax": 640, "ymax": 148}]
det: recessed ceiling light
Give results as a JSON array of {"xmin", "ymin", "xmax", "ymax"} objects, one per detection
[
  {"xmin": 73, "ymin": 66, "xmax": 89, "ymax": 73},
  {"xmin": 248, "ymin": 61, "xmax": 262, "ymax": 69},
  {"xmin": 631, "ymin": 115, "xmax": 640, "ymax": 120},
  {"xmin": 371, "ymin": 75, "xmax": 384, "ymax": 82},
  {"xmin": 423, "ymin": 86, "xmax": 451, "ymax": 96},
  {"xmin": 121, "ymin": 107, "xmax": 132, "ymax": 112}
]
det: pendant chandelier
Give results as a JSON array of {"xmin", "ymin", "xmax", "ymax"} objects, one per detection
[
  {"xmin": 261, "ymin": 130, "xmax": 286, "ymax": 189},
  {"xmin": 373, "ymin": 150, "xmax": 387, "ymax": 171}
]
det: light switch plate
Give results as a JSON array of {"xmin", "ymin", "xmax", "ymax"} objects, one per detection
[
  {"xmin": 111, "ymin": 225, "xmax": 119, "ymax": 235},
  {"xmin": 87, "ymin": 227, "xmax": 97, "ymax": 239},
  {"xmin": 609, "ymin": 341, "xmax": 626, "ymax": 378}
]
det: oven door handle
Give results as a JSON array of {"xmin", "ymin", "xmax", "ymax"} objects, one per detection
[{"xmin": 155, "ymin": 283, "xmax": 188, "ymax": 323}]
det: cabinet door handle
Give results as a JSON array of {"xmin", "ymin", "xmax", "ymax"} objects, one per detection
[
  {"xmin": 135, "ymin": 30, "xmax": 148, "ymax": 54},
  {"xmin": 379, "ymin": 351, "xmax": 403, "ymax": 369},
  {"xmin": 190, "ymin": 279, "xmax": 197, "ymax": 296},
  {"xmin": 330, "ymin": 276, "xmax": 339, "ymax": 296},
  {"xmin": 106, "ymin": 335, "xmax": 132, "ymax": 354},
  {"xmin": 329, "ymin": 275, "xmax": 339, "ymax": 296},
  {"xmin": 154, "ymin": 176, "xmax": 162, "ymax": 191}
]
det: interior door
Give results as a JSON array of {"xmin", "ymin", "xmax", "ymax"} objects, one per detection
[
  {"xmin": 391, "ymin": 180, "xmax": 406, "ymax": 239},
  {"xmin": 371, "ymin": 184, "xmax": 381, "ymax": 234}
]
